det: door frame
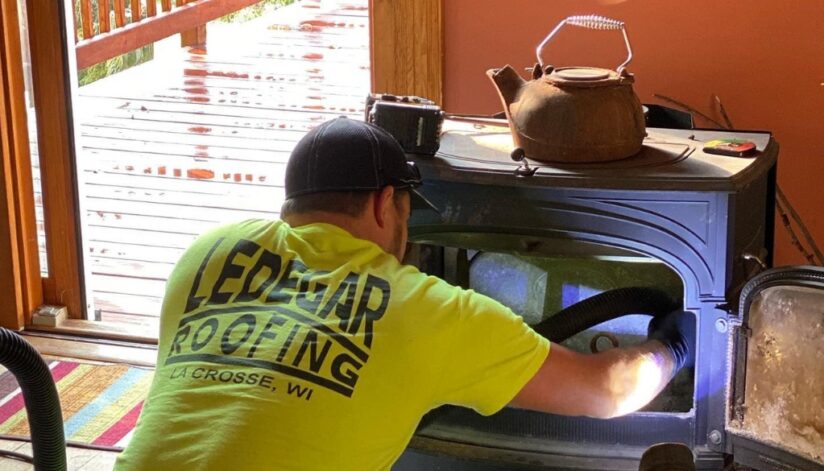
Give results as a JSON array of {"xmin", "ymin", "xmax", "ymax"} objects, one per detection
[
  {"xmin": 24, "ymin": 0, "xmax": 86, "ymax": 323},
  {"xmin": 0, "ymin": 0, "xmax": 44, "ymax": 329},
  {"xmin": 370, "ymin": 0, "xmax": 443, "ymax": 105}
]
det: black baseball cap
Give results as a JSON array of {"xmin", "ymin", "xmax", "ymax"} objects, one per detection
[{"xmin": 285, "ymin": 117, "xmax": 439, "ymax": 214}]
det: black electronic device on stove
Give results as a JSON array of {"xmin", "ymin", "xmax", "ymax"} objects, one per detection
[{"xmin": 365, "ymin": 93, "xmax": 444, "ymax": 155}]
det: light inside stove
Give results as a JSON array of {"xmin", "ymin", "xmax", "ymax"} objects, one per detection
[{"xmin": 612, "ymin": 352, "xmax": 667, "ymax": 417}]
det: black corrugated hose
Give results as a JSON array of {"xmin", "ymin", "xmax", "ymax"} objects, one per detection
[
  {"xmin": 531, "ymin": 287, "xmax": 680, "ymax": 343},
  {"xmin": 0, "ymin": 328, "xmax": 66, "ymax": 471}
]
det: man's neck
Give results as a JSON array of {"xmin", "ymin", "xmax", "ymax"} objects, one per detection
[{"xmin": 284, "ymin": 212, "xmax": 373, "ymax": 244}]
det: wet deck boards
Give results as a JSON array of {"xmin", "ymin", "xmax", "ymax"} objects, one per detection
[{"xmin": 60, "ymin": 0, "xmax": 370, "ymax": 331}]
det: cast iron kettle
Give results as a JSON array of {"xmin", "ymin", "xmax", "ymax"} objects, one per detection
[{"xmin": 488, "ymin": 15, "xmax": 646, "ymax": 164}]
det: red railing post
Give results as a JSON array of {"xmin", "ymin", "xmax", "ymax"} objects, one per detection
[
  {"xmin": 177, "ymin": 0, "xmax": 207, "ymax": 48},
  {"xmin": 80, "ymin": 0, "xmax": 93, "ymax": 39},
  {"xmin": 98, "ymin": 0, "xmax": 110, "ymax": 33},
  {"xmin": 114, "ymin": 0, "xmax": 126, "ymax": 27},
  {"xmin": 130, "ymin": 0, "xmax": 142, "ymax": 22}
]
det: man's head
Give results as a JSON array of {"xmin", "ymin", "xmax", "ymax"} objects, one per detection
[{"xmin": 281, "ymin": 117, "xmax": 436, "ymax": 261}]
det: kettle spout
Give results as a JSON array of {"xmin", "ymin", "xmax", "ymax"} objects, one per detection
[{"xmin": 486, "ymin": 65, "xmax": 526, "ymax": 109}]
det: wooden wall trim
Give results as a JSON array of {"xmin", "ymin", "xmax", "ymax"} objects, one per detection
[
  {"xmin": 370, "ymin": 0, "xmax": 443, "ymax": 105},
  {"xmin": 25, "ymin": 0, "xmax": 85, "ymax": 319},
  {"xmin": 0, "ymin": 0, "xmax": 43, "ymax": 329}
]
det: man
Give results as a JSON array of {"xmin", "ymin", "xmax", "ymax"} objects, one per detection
[{"xmin": 116, "ymin": 117, "xmax": 693, "ymax": 470}]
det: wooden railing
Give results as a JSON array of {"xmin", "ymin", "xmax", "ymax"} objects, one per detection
[{"xmin": 74, "ymin": 0, "xmax": 263, "ymax": 69}]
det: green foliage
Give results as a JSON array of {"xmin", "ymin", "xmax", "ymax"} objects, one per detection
[
  {"xmin": 219, "ymin": 0, "xmax": 295, "ymax": 23},
  {"xmin": 78, "ymin": 46, "xmax": 154, "ymax": 86}
]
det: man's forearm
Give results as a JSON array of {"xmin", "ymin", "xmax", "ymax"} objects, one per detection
[
  {"xmin": 510, "ymin": 340, "xmax": 679, "ymax": 418},
  {"xmin": 590, "ymin": 340, "xmax": 677, "ymax": 418}
]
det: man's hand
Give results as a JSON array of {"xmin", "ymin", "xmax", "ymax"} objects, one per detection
[
  {"xmin": 512, "ymin": 310, "xmax": 697, "ymax": 418},
  {"xmin": 647, "ymin": 310, "xmax": 696, "ymax": 371}
]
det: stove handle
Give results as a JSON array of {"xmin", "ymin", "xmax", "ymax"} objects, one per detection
[
  {"xmin": 741, "ymin": 252, "xmax": 768, "ymax": 271},
  {"xmin": 536, "ymin": 15, "xmax": 634, "ymax": 75},
  {"xmin": 720, "ymin": 249, "xmax": 770, "ymax": 314}
]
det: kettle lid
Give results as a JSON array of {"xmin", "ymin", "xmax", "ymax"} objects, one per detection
[
  {"xmin": 553, "ymin": 67, "xmax": 610, "ymax": 81},
  {"xmin": 544, "ymin": 66, "xmax": 633, "ymax": 88}
]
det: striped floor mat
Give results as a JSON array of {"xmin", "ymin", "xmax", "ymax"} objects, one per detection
[{"xmin": 0, "ymin": 360, "xmax": 153, "ymax": 449}]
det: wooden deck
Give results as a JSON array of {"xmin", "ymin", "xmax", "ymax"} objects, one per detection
[{"xmin": 49, "ymin": 0, "xmax": 370, "ymax": 333}]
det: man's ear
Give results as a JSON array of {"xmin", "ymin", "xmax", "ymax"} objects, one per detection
[{"xmin": 373, "ymin": 186, "xmax": 395, "ymax": 228}]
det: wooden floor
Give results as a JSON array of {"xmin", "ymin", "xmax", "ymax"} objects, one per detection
[
  {"xmin": 0, "ymin": 438, "xmax": 119, "ymax": 471},
  {"xmin": 35, "ymin": 0, "xmax": 370, "ymax": 334}
]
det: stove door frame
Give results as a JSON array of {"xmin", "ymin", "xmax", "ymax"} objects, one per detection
[
  {"xmin": 407, "ymin": 185, "xmax": 735, "ymax": 469},
  {"xmin": 726, "ymin": 266, "xmax": 824, "ymax": 471}
]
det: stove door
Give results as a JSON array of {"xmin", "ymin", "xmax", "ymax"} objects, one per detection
[{"xmin": 727, "ymin": 266, "xmax": 824, "ymax": 471}]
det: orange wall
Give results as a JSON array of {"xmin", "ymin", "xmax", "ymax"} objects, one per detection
[{"xmin": 443, "ymin": 0, "xmax": 824, "ymax": 266}]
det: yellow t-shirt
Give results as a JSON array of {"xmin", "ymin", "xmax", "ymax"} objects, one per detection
[{"xmin": 116, "ymin": 220, "xmax": 549, "ymax": 471}]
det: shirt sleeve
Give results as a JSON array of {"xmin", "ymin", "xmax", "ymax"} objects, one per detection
[{"xmin": 433, "ymin": 287, "xmax": 550, "ymax": 416}]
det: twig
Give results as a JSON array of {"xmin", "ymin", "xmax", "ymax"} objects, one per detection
[
  {"xmin": 654, "ymin": 94, "xmax": 729, "ymax": 129},
  {"xmin": 775, "ymin": 195, "xmax": 817, "ymax": 265},
  {"xmin": 714, "ymin": 94, "xmax": 735, "ymax": 129},
  {"xmin": 777, "ymin": 186, "xmax": 824, "ymax": 265}
]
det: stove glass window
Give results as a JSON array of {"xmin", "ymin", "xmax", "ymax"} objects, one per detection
[
  {"xmin": 407, "ymin": 238, "xmax": 693, "ymax": 414},
  {"xmin": 729, "ymin": 285, "xmax": 824, "ymax": 465}
]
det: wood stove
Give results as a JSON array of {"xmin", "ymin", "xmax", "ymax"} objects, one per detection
[{"xmin": 391, "ymin": 120, "xmax": 820, "ymax": 470}]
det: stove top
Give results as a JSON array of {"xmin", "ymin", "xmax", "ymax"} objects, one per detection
[{"xmin": 421, "ymin": 119, "xmax": 777, "ymax": 192}]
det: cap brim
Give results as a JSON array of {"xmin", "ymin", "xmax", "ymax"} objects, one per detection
[{"xmin": 409, "ymin": 188, "xmax": 441, "ymax": 216}]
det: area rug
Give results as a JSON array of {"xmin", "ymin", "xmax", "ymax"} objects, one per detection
[{"xmin": 0, "ymin": 360, "xmax": 153, "ymax": 449}]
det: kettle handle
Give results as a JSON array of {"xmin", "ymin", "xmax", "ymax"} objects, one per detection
[{"xmin": 536, "ymin": 15, "xmax": 634, "ymax": 75}]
